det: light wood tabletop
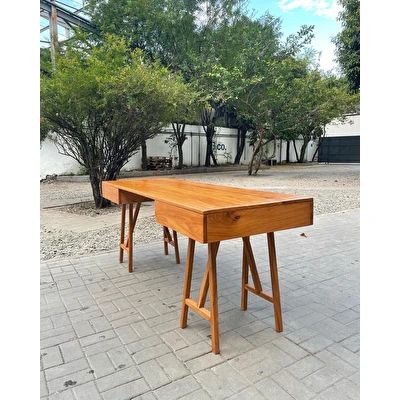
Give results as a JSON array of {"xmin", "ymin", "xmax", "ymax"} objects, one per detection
[{"xmin": 102, "ymin": 177, "xmax": 314, "ymax": 354}]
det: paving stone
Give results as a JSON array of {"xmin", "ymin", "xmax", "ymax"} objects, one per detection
[
  {"xmin": 286, "ymin": 355, "xmax": 325, "ymax": 379},
  {"xmin": 331, "ymin": 309, "xmax": 359, "ymax": 325},
  {"xmin": 300, "ymin": 335, "xmax": 334, "ymax": 354},
  {"xmin": 245, "ymin": 327, "xmax": 281, "ymax": 347},
  {"xmin": 101, "ymin": 378, "xmax": 149, "ymax": 400},
  {"xmin": 178, "ymin": 389, "xmax": 211, "ymax": 400},
  {"xmin": 40, "ymin": 371, "xmax": 48, "ymax": 397},
  {"xmin": 157, "ymin": 353, "xmax": 190, "ymax": 380},
  {"xmin": 131, "ymin": 320, "xmax": 156, "ymax": 338},
  {"xmin": 333, "ymin": 378, "xmax": 359, "ymax": 400},
  {"xmin": 315, "ymin": 349, "xmax": 357, "ymax": 377},
  {"xmin": 45, "ymin": 358, "xmax": 89, "ymax": 381},
  {"xmin": 41, "ymin": 346, "xmax": 64, "ymax": 370},
  {"xmin": 255, "ymin": 377, "xmax": 295, "ymax": 400},
  {"xmin": 237, "ymin": 344, "xmax": 295, "ymax": 383},
  {"xmin": 302, "ymin": 366, "xmax": 343, "ymax": 393},
  {"xmin": 51, "ymin": 313, "xmax": 71, "ymax": 328},
  {"xmin": 83, "ymin": 337, "xmax": 122, "ymax": 357},
  {"xmin": 138, "ymin": 359, "xmax": 171, "ymax": 389},
  {"xmin": 153, "ymin": 375, "xmax": 200, "ymax": 400},
  {"xmin": 133, "ymin": 393, "xmax": 157, "ymax": 400},
  {"xmin": 41, "ymin": 330, "xmax": 77, "ymax": 349},
  {"xmin": 73, "ymin": 320, "xmax": 96, "ymax": 338},
  {"xmin": 185, "ymin": 352, "xmax": 225, "ymax": 374},
  {"xmin": 176, "ymin": 341, "xmax": 211, "ymax": 362},
  {"xmin": 90, "ymin": 316, "xmax": 112, "ymax": 332},
  {"xmin": 272, "ymin": 337, "xmax": 309, "ymax": 360},
  {"xmin": 327, "ymin": 343, "xmax": 360, "ymax": 368},
  {"xmin": 160, "ymin": 330, "xmax": 190, "ymax": 351},
  {"xmin": 133, "ymin": 343, "xmax": 171, "ymax": 364},
  {"xmin": 96, "ymin": 366, "xmax": 142, "ymax": 392},
  {"xmin": 47, "ymin": 368, "xmax": 94, "ymax": 394},
  {"xmin": 60, "ymin": 340, "xmax": 84, "ymax": 363},
  {"xmin": 87, "ymin": 352, "xmax": 115, "ymax": 378},
  {"xmin": 107, "ymin": 346, "xmax": 134, "ymax": 369},
  {"xmin": 115, "ymin": 325, "xmax": 141, "ymax": 345},
  {"xmin": 272, "ymin": 369, "xmax": 316, "ymax": 400},
  {"xmin": 41, "ymin": 209, "xmax": 360, "ymax": 400},
  {"xmin": 340, "ymin": 334, "xmax": 360, "ymax": 353},
  {"xmin": 48, "ymin": 390, "xmax": 75, "ymax": 400},
  {"xmin": 79, "ymin": 329, "xmax": 116, "ymax": 347},
  {"xmin": 195, "ymin": 364, "xmax": 248, "ymax": 400},
  {"xmin": 72, "ymin": 381, "xmax": 102, "ymax": 400},
  {"xmin": 127, "ymin": 335, "xmax": 163, "ymax": 355},
  {"xmin": 218, "ymin": 330, "xmax": 254, "ymax": 360},
  {"xmin": 41, "ymin": 317, "xmax": 54, "ymax": 331}
]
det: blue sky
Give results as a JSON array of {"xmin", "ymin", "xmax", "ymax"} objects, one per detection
[{"xmin": 246, "ymin": 0, "xmax": 342, "ymax": 72}]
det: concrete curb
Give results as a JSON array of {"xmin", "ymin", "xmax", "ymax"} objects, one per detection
[{"xmin": 56, "ymin": 164, "xmax": 254, "ymax": 182}]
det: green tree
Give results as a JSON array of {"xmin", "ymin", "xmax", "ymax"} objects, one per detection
[
  {"xmin": 285, "ymin": 72, "xmax": 359, "ymax": 162},
  {"xmin": 88, "ymin": 0, "xmax": 247, "ymax": 167},
  {"xmin": 334, "ymin": 0, "xmax": 360, "ymax": 92},
  {"xmin": 41, "ymin": 35, "xmax": 197, "ymax": 207}
]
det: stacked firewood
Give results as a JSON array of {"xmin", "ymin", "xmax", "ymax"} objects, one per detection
[{"xmin": 147, "ymin": 156, "xmax": 173, "ymax": 170}]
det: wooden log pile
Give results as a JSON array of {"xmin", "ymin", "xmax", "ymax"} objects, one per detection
[{"xmin": 147, "ymin": 156, "xmax": 173, "ymax": 170}]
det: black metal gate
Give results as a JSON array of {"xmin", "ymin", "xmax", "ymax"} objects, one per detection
[{"xmin": 318, "ymin": 136, "xmax": 360, "ymax": 163}]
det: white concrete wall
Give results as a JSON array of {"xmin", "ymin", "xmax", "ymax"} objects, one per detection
[
  {"xmin": 40, "ymin": 125, "xmax": 252, "ymax": 178},
  {"xmin": 41, "ymin": 123, "xmax": 326, "ymax": 177},
  {"xmin": 40, "ymin": 138, "xmax": 83, "ymax": 177},
  {"xmin": 267, "ymin": 140, "xmax": 316, "ymax": 163},
  {"xmin": 325, "ymin": 114, "xmax": 360, "ymax": 137}
]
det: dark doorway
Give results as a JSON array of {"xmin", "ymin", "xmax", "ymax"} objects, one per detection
[{"xmin": 318, "ymin": 136, "xmax": 360, "ymax": 163}]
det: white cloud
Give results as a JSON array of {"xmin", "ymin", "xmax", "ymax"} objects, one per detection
[
  {"xmin": 278, "ymin": 0, "xmax": 342, "ymax": 20},
  {"xmin": 318, "ymin": 42, "xmax": 339, "ymax": 72}
]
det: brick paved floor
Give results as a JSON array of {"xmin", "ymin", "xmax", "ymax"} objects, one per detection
[{"xmin": 40, "ymin": 209, "xmax": 359, "ymax": 400}]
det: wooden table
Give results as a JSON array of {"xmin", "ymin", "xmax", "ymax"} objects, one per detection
[{"xmin": 102, "ymin": 178, "xmax": 313, "ymax": 354}]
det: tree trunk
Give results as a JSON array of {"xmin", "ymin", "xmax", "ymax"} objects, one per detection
[
  {"xmin": 312, "ymin": 140, "xmax": 321, "ymax": 162},
  {"xmin": 292, "ymin": 140, "xmax": 300, "ymax": 162},
  {"xmin": 299, "ymin": 139, "xmax": 310, "ymax": 163},
  {"xmin": 234, "ymin": 127, "xmax": 247, "ymax": 164},
  {"xmin": 286, "ymin": 140, "xmax": 290, "ymax": 163},
  {"xmin": 141, "ymin": 138, "xmax": 147, "ymax": 170},
  {"xmin": 177, "ymin": 143, "xmax": 184, "ymax": 169},
  {"xmin": 172, "ymin": 122, "xmax": 186, "ymax": 169},
  {"xmin": 204, "ymin": 126, "xmax": 218, "ymax": 167},
  {"xmin": 89, "ymin": 171, "xmax": 110, "ymax": 209},
  {"xmin": 205, "ymin": 135, "xmax": 212, "ymax": 167},
  {"xmin": 312, "ymin": 126, "xmax": 326, "ymax": 162},
  {"xmin": 248, "ymin": 136, "xmax": 262, "ymax": 175}
]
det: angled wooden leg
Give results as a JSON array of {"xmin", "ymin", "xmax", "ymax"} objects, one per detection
[
  {"xmin": 180, "ymin": 241, "xmax": 220, "ymax": 354},
  {"xmin": 241, "ymin": 244, "xmax": 248, "ymax": 310},
  {"xmin": 163, "ymin": 226, "xmax": 169, "ymax": 255},
  {"xmin": 241, "ymin": 235, "xmax": 281, "ymax": 331},
  {"xmin": 267, "ymin": 232, "xmax": 283, "ymax": 332},
  {"xmin": 198, "ymin": 242, "xmax": 219, "ymax": 308},
  {"xmin": 208, "ymin": 242, "xmax": 220, "ymax": 354},
  {"xmin": 163, "ymin": 226, "xmax": 181, "ymax": 265},
  {"xmin": 243, "ymin": 237, "xmax": 262, "ymax": 292},
  {"xmin": 173, "ymin": 230, "xmax": 180, "ymax": 264},
  {"xmin": 197, "ymin": 265, "xmax": 209, "ymax": 308},
  {"xmin": 119, "ymin": 204, "xmax": 126, "ymax": 263},
  {"xmin": 127, "ymin": 202, "xmax": 141, "ymax": 273},
  {"xmin": 180, "ymin": 238, "xmax": 196, "ymax": 328}
]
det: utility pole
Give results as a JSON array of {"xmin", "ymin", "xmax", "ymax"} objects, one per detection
[{"xmin": 49, "ymin": 2, "xmax": 58, "ymax": 70}]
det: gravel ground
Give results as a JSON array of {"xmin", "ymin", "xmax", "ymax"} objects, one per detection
[
  {"xmin": 40, "ymin": 164, "xmax": 359, "ymax": 261},
  {"xmin": 59, "ymin": 201, "xmax": 121, "ymax": 217},
  {"xmin": 41, "ymin": 215, "xmax": 162, "ymax": 260}
]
